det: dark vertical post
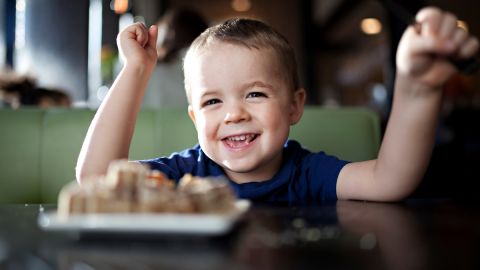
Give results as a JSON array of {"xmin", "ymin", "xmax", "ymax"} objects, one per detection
[
  {"xmin": 302, "ymin": 0, "xmax": 316, "ymax": 104},
  {"xmin": 102, "ymin": 0, "xmax": 119, "ymax": 49},
  {"xmin": 382, "ymin": 0, "xmax": 425, "ymax": 123},
  {"xmin": 5, "ymin": 0, "xmax": 15, "ymax": 67}
]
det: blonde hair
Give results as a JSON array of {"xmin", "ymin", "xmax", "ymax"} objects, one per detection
[{"xmin": 183, "ymin": 18, "xmax": 300, "ymax": 102}]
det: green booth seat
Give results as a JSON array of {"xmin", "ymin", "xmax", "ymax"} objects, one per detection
[
  {"xmin": 0, "ymin": 106, "xmax": 380, "ymax": 203},
  {"xmin": 0, "ymin": 109, "xmax": 43, "ymax": 203},
  {"xmin": 39, "ymin": 109, "xmax": 161, "ymax": 203},
  {"xmin": 290, "ymin": 107, "xmax": 380, "ymax": 161},
  {"xmin": 154, "ymin": 108, "xmax": 198, "ymax": 156},
  {"xmin": 40, "ymin": 109, "xmax": 94, "ymax": 203}
]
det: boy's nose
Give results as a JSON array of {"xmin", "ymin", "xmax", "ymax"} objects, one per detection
[{"xmin": 223, "ymin": 104, "xmax": 251, "ymax": 124}]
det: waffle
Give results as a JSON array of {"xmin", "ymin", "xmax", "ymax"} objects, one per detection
[{"xmin": 58, "ymin": 160, "xmax": 236, "ymax": 218}]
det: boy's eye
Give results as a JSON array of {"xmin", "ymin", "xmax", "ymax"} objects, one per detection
[
  {"xmin": 246, "ymin": 92, "xmax": 267, "ymax": 98},
  {"xmin": 203, "ymin": 98, "xmax": 221, "ymax": 107}
]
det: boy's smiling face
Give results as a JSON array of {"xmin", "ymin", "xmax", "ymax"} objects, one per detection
[{"xmin": 186, "ymin": 42, "xmax": 305, "ymax": 183}]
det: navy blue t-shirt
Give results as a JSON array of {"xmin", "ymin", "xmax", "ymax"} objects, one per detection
[{"xmin": 139, "ymin": 140, "xmax": 348, "ymax": 205}]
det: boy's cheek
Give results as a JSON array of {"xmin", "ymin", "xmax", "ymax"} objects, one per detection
[{"xmin": 194, "ymin": 119, "xmax": 213, "ymax": 140}]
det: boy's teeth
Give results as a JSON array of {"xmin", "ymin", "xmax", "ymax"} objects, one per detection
[
  {"xmin": 224, "ymin": 134, "xmax": 257, "ymax": 148},
  {"xmin": 228, "ymin": 134, "xmax": 251, "ymax": 141}
]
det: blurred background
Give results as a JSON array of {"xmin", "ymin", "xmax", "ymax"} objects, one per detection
[{"xmin": 0, "ymin": 0, "xmax": 479, "ymax": 198}]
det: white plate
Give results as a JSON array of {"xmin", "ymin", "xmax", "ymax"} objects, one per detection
[{"xmin": 38, "ymin": 200, "xmax": 250, "ymax": 235}]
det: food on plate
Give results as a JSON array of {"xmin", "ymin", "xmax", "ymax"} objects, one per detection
[{"xmin": 57, "ymin": 160, "xmax": 236, "ymax": 218}]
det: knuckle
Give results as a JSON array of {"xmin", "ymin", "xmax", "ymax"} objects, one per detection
[
  {"xmin": 418, "ymin": 6, "xmax": 442, "ymax": 18},
  {"xmin": 470, "ymin": 38, "xmax": 480, "ymax": 52},
  {"xmin": 444, "ymin": 12, "xmax": 457, "ymax": 23}
]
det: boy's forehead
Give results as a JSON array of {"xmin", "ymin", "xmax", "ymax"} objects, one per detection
[
  {"xmin": 197, "ymin": 41, "xmax": 267, "ymax": 60},
  {"xmin": 188, "ymin": 42, "xmax": 281, "ymax": 80}
]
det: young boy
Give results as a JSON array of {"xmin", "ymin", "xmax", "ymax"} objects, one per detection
[{"xmin": 76, "ymin": 7, "xmax": 478, "ymax": 203}]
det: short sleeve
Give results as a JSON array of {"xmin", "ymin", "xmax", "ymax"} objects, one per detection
[{"xmin": 303, "ymin": 152, "xmax": 349, "ymax": 201}]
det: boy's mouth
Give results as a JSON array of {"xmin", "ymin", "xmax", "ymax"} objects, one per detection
[{"xmin": 222, "ymin": 133, "xmax": 259, "ymax": 148}]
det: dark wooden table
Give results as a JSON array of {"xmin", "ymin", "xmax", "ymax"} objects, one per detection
[{"xmin": 0, "ymin": 199, "xmax": 479, "ymax": 269}]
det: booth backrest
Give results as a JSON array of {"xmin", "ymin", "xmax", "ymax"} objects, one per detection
[
  {"xmin": 0, "ymin": 107, "xmax": 379, "ymax": 203},
  {"xmin": 0, "ymin": 110, "xmax": 42, "ymax": 203},
  {"xmin": 290, "ymin": 107, "xmax": 380, "ymax": 162}
]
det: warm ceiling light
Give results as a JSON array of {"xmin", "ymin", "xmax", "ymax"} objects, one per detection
[
  {"xmin": 457, "ymin": 20, "xmax": 469, "ymax": 32},
  {"xmin": 231, "ymin": 0, "xmax": 251, "ymax": 12},
  {"xmin": 112, "ymin": 0, "xmax": 129, "ymax": 14},
  {"xmin": 360, "ymin": 18, "xmax": 382, "ymax": 35}
]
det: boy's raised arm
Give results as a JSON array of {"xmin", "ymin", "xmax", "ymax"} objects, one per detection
[
  {"xmin": 336, "ymin": 7, "xmax": 479, "ymax": 201},
  {"xmin": 76, "ymin": 23, "xmax": 158, "ymax": 183}
]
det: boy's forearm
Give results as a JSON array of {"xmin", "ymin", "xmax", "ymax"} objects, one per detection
[
  {"xmin": 76, "ymin": 64, "xmax": 152, "ymax": 182},
  {"xmin": 374, "ymin": 74, "xmax": 443, "ymax": 199}
]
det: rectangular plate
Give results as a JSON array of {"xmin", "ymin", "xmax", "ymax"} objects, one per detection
[{"xmin": 38, "ymin": 200, "xmax": 250, "ymax": 236}]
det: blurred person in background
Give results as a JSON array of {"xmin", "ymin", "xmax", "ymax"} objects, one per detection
[
  {"xmin": 34, "ymin": 87, "xmax": 72, "ymax": 108},
  {"xmin": 143, "ymin": 7, "xmax": 208, "ymax": 108},
  {"xmin": 0, "ymin": 72, "xmax": 71, "ymax": 108}
]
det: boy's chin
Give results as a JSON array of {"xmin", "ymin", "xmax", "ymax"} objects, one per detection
[
  {"xmin": 221, "ymin": 163, "xmax": 257, "ymax": 174},
  {"xmin": 221, "ymin": 163, "xmax": 274, "ymax": 183}
]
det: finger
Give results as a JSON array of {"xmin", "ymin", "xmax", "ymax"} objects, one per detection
[
  {"xmin": 147, "ymin": 25, "xmax": 158, "ymax": 50},
  {"xmin": 416, "ymin": 7, "xmax": 442, "ymax": 37},
  {"xmin": 459, "ymin": 37, "xmax": 480, "ymax": 58},
  {"xmin": 451, "ymin": 28, "xmax": 468, "ymax": 50},
  {"xmin": 406, "ymin": 28, "xmax": 455, "ymax": 56},
  {"xmin": 438, "ymin": 12, "xmax": 457, "ymax": 39},
  {"xmin": 134, "ymin": 23, "xmax": 148, "ymax": 47},
  {"xmin": 452, "ymin": 28, "xmax": 468, "ymax": 45}
]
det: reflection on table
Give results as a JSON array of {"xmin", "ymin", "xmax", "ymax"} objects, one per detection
[{"xmin": 0, "ymin": 199, "xmax": 480, "ymax": 269}]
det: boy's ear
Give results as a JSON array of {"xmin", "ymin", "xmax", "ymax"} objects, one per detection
[
  {"xmin": 188, "ymin": 105, "xmax": 197, "ymax": 128},
  {"xmin": 289, "ymin": 88, "xmax": 306, "ymax": 125}
]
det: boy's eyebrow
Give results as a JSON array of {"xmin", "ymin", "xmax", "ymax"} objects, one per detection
[
  {"xmin": 201, "ymin": 81, "xmax": 274, "ymax": 96},
  {"xmin": 242, "ymin": 81, "xmax": 274, "ymax": 90},
  {"xmin": 200, "ymin": 89, "xmax": 221, "ymax": 99},
  {"xmin": 199, "ymin": 81, "xmax": 275, "ymax": 99}
]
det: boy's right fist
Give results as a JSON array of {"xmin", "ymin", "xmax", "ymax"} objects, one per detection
[{"xmin": 117, "ymin": 22, "xmax": 158, "ymax": 70}]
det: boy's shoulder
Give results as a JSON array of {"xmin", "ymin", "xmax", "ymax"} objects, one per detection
[{"xmin": 284, "ymin": 139, "xmax": 348, "ymax": 168}]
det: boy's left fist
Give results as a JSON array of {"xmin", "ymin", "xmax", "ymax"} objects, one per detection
[{"xmin": 396, "ymin": 7, "xmax": 479, "ymax": 88}]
